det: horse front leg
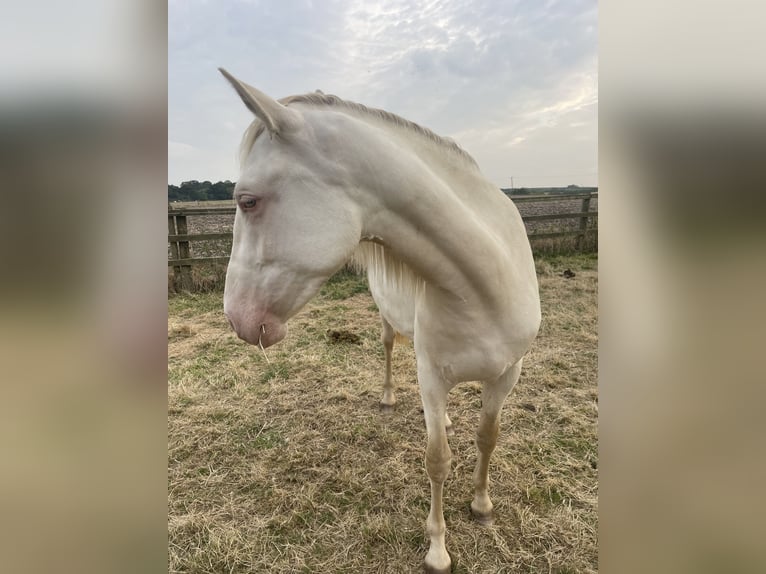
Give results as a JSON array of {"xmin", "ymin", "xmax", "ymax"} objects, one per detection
[
  {"xmin": 471, "ymin": 359, "xmax": 522, "ymax": 525},
  {"xmin": 418, "ymin": 362, "xmax": 453, "ymax": 574},
  {"xmin": 379, "ymin": 315, "xmax": 396, "ymax": 413}
]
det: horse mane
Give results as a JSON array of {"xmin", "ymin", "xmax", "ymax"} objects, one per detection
[
  {"xmin": 350, "ymin": 241, "xmax": 425, "ymax": 305},
  {"xmin": 238, "ymin": 92, "xmax": 479, "ymax": 170}
]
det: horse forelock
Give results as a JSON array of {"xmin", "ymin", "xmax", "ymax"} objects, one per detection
[{"xmin": 237, "ymin": 92, "xmax": 479, "ymax": 170}]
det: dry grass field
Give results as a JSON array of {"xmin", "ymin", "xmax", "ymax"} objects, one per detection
[{"xmin": 168, "ymin": 253, "xmax": 598, "ymax": 573}]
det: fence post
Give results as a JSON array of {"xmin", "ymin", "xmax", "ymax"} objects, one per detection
[
  {"xmin": 175, "ymin": 214, "xmax": 193, "ymax": 291},
  {"xmin": 169, "ymin": 214, "xmax": 181, "ymax": 290},
  {"xmin": 577, "ymin": 194, "xmax": 592, "ymax": 250}
]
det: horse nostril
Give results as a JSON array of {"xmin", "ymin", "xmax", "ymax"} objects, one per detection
[{"xmin": 225, "ymin": 315, "xmax": 236, "ymax": 332}]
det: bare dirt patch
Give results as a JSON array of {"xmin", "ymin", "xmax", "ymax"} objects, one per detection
[{"xmin": 168, "ymin": 254, "xmax": 598, "ymax": 573}]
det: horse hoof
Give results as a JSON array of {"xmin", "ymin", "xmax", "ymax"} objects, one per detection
[
  {"xmin": 471, "ymin": 508, "xmax": 494, "ymax": 526},
  {"xmin": 424, "ymin": 562, "xmax": 452, "ymax": 574},
  {"xmin": 379, "ymin": 403, "xmax": 395, "ymax": 414}
]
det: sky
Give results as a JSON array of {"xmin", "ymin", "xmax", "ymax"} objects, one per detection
[{"xmin": 169, "ymin": 0, "xmax": 597, "ymax": 189}]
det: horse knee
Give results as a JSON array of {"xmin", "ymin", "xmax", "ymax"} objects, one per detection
[
  {"xmin": 476, "ymin": 422, "xmax": 499, "ymax": 454},
  {"xmin": 425, "ymin": 443, "xmax": 451, "ymax": 483}
]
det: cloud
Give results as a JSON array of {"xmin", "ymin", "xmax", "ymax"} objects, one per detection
[
  {"xmin": 168, "ymin": 141, "xmax": 199, "ymax": 160},
  {"xmin": 169, "ymin": 0, "xmax": 598, "ymax": 187}
]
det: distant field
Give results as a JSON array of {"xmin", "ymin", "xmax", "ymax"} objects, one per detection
[
  {"xmin": 170, "ymin": 199, "xmax": 236, "ymax": 209},
  {"xmin": 514, "ymin": 196, "xmax": 599, "ymax": 234},
  {"xmin": 168, "ymin": 253, "xmax": 598, "ymax": 573}
]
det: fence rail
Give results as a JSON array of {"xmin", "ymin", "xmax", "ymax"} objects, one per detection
[{"xmin": 168, "ymin": 191, "xmax": 597, "ymax": 289}]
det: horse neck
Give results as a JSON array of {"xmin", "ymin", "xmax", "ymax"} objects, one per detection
[{"xmin": 340, "ymin": 116, "xmax": 513, "ymax": 303}]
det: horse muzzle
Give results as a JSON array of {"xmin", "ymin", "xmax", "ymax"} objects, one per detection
[{"xmin": 225, "ymin": 310, "xmax": 287, "ymax": 349}]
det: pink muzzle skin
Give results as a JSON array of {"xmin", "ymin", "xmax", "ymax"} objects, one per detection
[{"xmin": 225, "ymin": 311, "xmax": 288, "ymax": 349}]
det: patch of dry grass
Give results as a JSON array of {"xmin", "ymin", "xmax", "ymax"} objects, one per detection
[
  {"xmin": 168, "ymin": 254, "xmax": 597, "ymax": 573},
  {"xmin": 529, "ymin": 232, "xmax": 598, "ymax": 255}
]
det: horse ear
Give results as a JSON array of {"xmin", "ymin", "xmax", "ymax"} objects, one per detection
[{"xmin": 218, "ymin": 68, "xmax": 300, "ymax": 136}]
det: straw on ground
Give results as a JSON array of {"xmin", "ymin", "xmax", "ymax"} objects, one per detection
[{"xmin": 168, "ymin": 253, "xmax": 597, "ymax": 574}]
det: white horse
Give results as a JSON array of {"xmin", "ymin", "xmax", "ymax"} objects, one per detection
[{"xmin": 220, "ymin": 68, "xmax": 541, "ymax": 573}]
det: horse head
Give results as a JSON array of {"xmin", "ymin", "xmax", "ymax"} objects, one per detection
[{"xmin": 220, "ymin": 69, "xmax": 363, "ymax": 348}]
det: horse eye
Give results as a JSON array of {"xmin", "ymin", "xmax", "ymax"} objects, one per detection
[{"xmin": 238, "ymin": 197, "xmax": 257, "ymax": 209}]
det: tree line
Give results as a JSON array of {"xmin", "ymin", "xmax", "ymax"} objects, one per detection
[{"xmin": 168, "ymin": 180, "xmax": 235, "ymax": 202}]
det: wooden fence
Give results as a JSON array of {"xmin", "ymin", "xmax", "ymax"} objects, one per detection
[{"xmin": 168, "ymin": 191, "xmax": 597, "ymax": 290}]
